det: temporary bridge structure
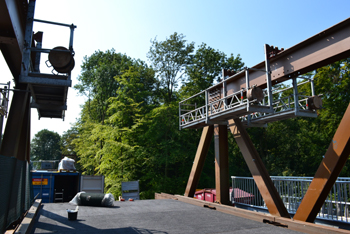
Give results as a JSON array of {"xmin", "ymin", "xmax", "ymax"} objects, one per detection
[{"xmin": 181, "ymin": 17, "xmax": 350, "ymax": 223}]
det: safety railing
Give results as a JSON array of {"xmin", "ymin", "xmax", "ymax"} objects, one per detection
[
  {"xmin": 179, "ymin": 71, "xmax": 318, "ymax": 129},
  {"xmin": 240, "ymin": 77, "xmax": 318, "ymax": 125},
  {"xmin": 179, "ymin": 68, "xmax": 272, "ymax": 129},
  {"xmin": 231, "ymin": 176, "xmax": 350, "ymax": 223}
]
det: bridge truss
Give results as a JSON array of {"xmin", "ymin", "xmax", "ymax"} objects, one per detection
[{"xmin": 183, "ymin": 17, "xmax": 350, "ymax": 224}]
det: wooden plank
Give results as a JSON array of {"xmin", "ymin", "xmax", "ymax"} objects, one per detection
[
  {"xmin": 276, "ymin": 217, "xmax": 350, "ymax": 234},
  {"xmin": 14, "ymin": 199, "xmax": 42, "ymax": 234}
]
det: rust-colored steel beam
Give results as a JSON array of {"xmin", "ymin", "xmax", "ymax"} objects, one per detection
[
  {"xmin": 16, "ymin": 94, "xmax": 30, "ymax": 161},
  {"xmin": 294, "ymin": 103, "xmax": 350, "ymax": 223},
  {"xmin": 184, "ymin": 126, "xmax": 214, "ymax": 197},
  {"xmin": 0, "ymin": 87, "xmax": 29, "ymax": 159},
  {"xmin": 229, "ymin": 119, "xmax": 290, "ymax": 218},
  {"xmin": 209, "ymin": 17, "xmax": 350, "ymax": 95},
  {"xmin": 214, "ymin": 124, "xmax": 230, "ymax": 205},
  {"xmin": 0, "ymin": 0, "xmax": 27, "ymax": 81}
]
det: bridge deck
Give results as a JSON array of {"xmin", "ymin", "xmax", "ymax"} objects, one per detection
[{"xmin": 32, "ymin": 199, "xmax": 302, "ymax": 234}]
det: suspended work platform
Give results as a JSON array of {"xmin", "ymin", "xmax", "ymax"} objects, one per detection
[
  {"xmin": 0, "ymin": 0, "xmax": 76, "ymax": 119},
  {"xmin": 179, "ymin": 62, "xmax": 320, "ymax": 130},
  {"xmin": 179, "ymin": 17, "xmax": 350, "ymax": 129}
]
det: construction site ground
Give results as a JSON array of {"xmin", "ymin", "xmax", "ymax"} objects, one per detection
[{"xmin": 31, "ymin": 199, "xmax": 303, "ymax": 234}]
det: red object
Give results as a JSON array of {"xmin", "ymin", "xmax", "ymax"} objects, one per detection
[
  {"xmin": 129, "ymin": 198, "xmax": 134, "ymax": 201},
  {"xmin": 194, "ymin": 188, "xmax": 254, "ymax": 204},
  {"xmin": 194, "ymin": 189, "xmax": 217, "ymax": 202}
]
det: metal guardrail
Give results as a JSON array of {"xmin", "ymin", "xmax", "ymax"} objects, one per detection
[{"xmin": 231, "ymin": 176, "xmax": 350, "ymax": 223}]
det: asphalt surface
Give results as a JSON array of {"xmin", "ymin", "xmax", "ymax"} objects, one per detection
[{"xmin": 31, "ymin": 199, "xmax": 303, "ymax": 234}]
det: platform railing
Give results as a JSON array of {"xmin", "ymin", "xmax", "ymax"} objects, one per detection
[
  {"xmin": 179, "ymin": 86, "xmax": 269, "ymax": 129},
  {"xmin": 240, "ymin": 78, "xmax": 317, "ymax": 126},
  {"xmin": 179, "ymin": 74, "xmax": 318, "ymax": 129},
  {"xmin": 231, "ymin": 176, "xmax": 350, "ymax": 223}
]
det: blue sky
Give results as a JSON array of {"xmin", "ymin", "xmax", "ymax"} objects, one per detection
[{"xmin": 1, "ymin": 0, "xmax": 350, "ymax": 139}]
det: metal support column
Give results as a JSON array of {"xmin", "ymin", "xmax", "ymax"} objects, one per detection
[
  {"xmin": 205, "ymin": 90, "xmax": 209, "ymax": 124},
  {"xmin": 264, "ymin": 44, "xmax": 273, "ymax": 109},
  {"xmin": 228, "ymin": 118, "xmax": 290, "ymax": 218},
  {"xmin": 311, "ymin": 79, "xmax": 315, "ymax": 96},
  {"xmin": 245, "ymin": 68, "xmax": 251, "ymax": 125},
  {"xmin": 16, "ymin": 94, "xmax": 30, "ymax": 161},
  {"xmin": 0, "ymin": 87, "xmax": 29, "ymax": 158},
  {"xmin": 223, "ymin": 69, "xmax": 227, "ymax": 108},
  {"xmin": 214, "ymin": 124, "xmax": 230, "ymax": 205},
  {"xmin": 184, "ymin": 126, "xmax": 214, "ymax": 197},
  {"xmin": 292, "ymin": 77, "xmax": 299, "ymax": 115},
  {"xmin": 245, "ymin": 68, "xmax": 250, "ymax": 91},
  {"xmin": 294, "ymin": 103, "xmax": 350, "ymax": 222},
  {"xmin": 69, "ymin": 24, "xmax": 75, "ymax": 51},
  {"xmin": 21, "ymin": 0, "xmax": 36, "ymax": 77}
]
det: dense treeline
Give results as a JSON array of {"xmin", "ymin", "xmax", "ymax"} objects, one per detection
[{"xmin": 57, "ymin": 33, "xmax": 350, "ymax": 199}]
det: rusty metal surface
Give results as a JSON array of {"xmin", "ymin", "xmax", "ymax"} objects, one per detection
[
  {"xmin": 214, "ymin": 124, "xmax": 230, "ymax": 205},
  {"xmin": 184, "ymin": 126, "xmax": 214, "ymax": 197},
  {"xmin": 294, "ymin": 103, "xmax": 350, "ymax": 222},
  {"xmin": 210, "ymin": 17, "xmax": 350, "ymax": 95},
  {"xmin": 229, "ymin": 118, "xmax": 290, "ymax": 218}
]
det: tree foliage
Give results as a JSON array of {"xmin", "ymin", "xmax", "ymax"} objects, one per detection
[
  {"xmin": 69, "ymin": 32, "xmax": 350, "ymax": 200},
  {"xmin": 182, "ymin": 42, "xmax": 244, "ymax": 98},
  {"xmin": 75, "ymin": 49, "xmax": 135, "ymax": 124},
  {"xmin": 30, "ymin": 129, "xmax": 61, "ymax": 161},
  {"xmin": 148, "ymin": 32, "xmax": 195, "ymax": 103}
]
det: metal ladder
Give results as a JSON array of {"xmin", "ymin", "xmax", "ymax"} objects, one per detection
[{"xmin": 54, "ymin": 189, "xmax": 64, "ymax": 203}]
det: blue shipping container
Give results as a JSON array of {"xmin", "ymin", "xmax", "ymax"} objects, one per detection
[
  {"xmin": 32, "ymin": 171, "xmax": 80, "ymax": 203},
  {"xmin": 32, "ymin": 172, "xmax": 55, "ymax": 203}
]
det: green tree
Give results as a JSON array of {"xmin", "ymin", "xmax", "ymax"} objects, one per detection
[
  {"xmin": 72, "ymin": 33, "xmax": 249, "ymax": 199},
  {"xmin": 60, "ymin": 126, "xmax": 78, "ymax": 156},
  {"xmin": 73, "ymin": 61, "xmax": 158, "ymax": 195},
  {"xmin": 148, "ymin": 32, "xmax": 195, "ymax": 103},
  {"xmin": 30, "ymin": 129, "xmax": 61, "ymax": 161},
  {"xmin": 74, "ymin": 49, "xmax": 135, "ymax": 124},
  {"xmin": 182, "ymin": 43, "xmax": 227, "ymax": 97}
]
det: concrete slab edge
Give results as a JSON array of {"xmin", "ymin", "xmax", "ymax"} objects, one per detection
[
  {"xmin": 14, "ymin": 199, "xmax": 42, "ymax": 234},
  {"xmin": 155, "ymin": 193, "xmax": 350, "ymax": 234}
]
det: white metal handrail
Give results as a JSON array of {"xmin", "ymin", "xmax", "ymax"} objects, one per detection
[{"xmin": 231, "ymin": 176, "xmax": 350, "ymax": 223}]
